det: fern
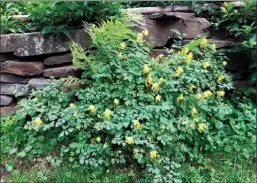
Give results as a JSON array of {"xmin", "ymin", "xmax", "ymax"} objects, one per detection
[{"xmin": 60, "ymin": 76, "xmax": 84, "ymax": 85}]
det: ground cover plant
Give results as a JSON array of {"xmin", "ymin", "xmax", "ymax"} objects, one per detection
[{"xmin": 1, "ymin": 12, "xmax": 256, "ymax": 183}]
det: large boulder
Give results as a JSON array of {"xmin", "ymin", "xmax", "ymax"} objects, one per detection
[{"xmin": 0, "ymin": 60, "xmax": 44, "ymax": 76}]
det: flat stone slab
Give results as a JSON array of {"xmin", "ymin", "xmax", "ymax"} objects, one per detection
[
  {"xmin": 146, "ymin": 12, "xmax": 195, "ymax": 20},
  {"xmin": 0, "ymin": 73, "xmax": 30, "ymax": 84},
  {"xmin": 0, "ymin": 105, "xmax": 21, "ymax": 115},
  {"xmin": 0, "ymin": 29, "xmax": 91, "ymax": 56},
  {"xmin": 143, "ymin": 18, "xmax": 211, "ymax": 47},
  {"xmin": 0, "ymin": 60, "xmax": 44, "ymax": 76},
  {"xmin": 0, "ymin": 95, "xmax": 14, "ymax": 106},
  {"xmin": 28, "ymin": 77, "xmax": 49, "ymax": 89},
  {"xmin": 44, "ymin": 53, "xmax": 72, "ymax": 66},
  {"xmin": 0, "ymin": 83, "xmax": 29, "ymax": 96},
  {"xmin": 182, "ymin": 39, "xmax": 235, "ymax": 48},
  {"xmin": 42, "ymin": 65, "xmax": 82, "ymax": 78}
]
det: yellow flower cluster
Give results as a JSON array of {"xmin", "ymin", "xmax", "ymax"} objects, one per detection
[
  {"xmin": 186, "ymin": 52, "xmax": 193, "ymax": 64},
  {"xmin": 155, "ymin": 95, "xmax": 161, "ymax": 102},
  {"xmin": 114, "ymin": 99, "xmax": 119, "ymax": 105},
  {"xmin": 203, "ymin": 62, "xmax": 210, "ymax": 69},
  {"xmin": 200, "ymin": 38, "xmax": 208, "ymax": 47},
  {"xmin": 196, "ymin": 94, "xmax": 203, "ymax": 100},
  {"xmin": 177, "ymin": 94, "xmax": 184, "ymax": 102},
  {"xmin": 118, "ymin": 52, "xmax": 123, "ymax": 59},
  {"xmin": 217, "ymin": 75, "xmax": 225, "ymax": 81},
  {"xmin": 120, "ymin": 42, "xmax": 126, "ymax": 49},
  {"xmin": 137, "ymin": 30, "xmax": 149, "ymax": 42},
  {"xmin": 133, "ymin": 120, "xmax": 142, "ymax": 129},
  {"xmin": 216, "ymin": 91, "xmax": 225, "ymax": 97},
  {"xmin": 150, "ymin": 150, "xmax": 157, "ymax": 159},
  {"xmin": 125, "ymin": 137, "xmax": 134, "ymax": 144},
  {"xmin": 88, "ymin": 105, "xmax": 96, "ymax": 113},
  {"xmin": 142, "ymin": 30, "xmax": 149, "ymax": 36},
  {"xmin": 146, "ymin": 75, "xmax": 153, "ymax": 84},
  {"xmin": 34, "ymin": 117, "xmax": 43, "ymax": 127},
  {"xmin": 189, "ymin": 84, "xmax": 196, "ymax": 93},
  {"xmin": 203, "ymin": 90, "xmax": 212, "ymax": 98},
  {"xmin": 103, "ymin": 143, "xmax": 108, "ymax": 148},
  {"xmin": 174, "ymin": 67, "xmax": 184, "ymax": 77},
  {"xmin": 210, "ymin": 44, "xmax": 216, "ymax": 52},
  {"xmin": 198, "ymin": 123, "xmax": 206, "ymax": 132},
  {"xmin": 191, "ymin": 108, "xmax": 198, "ymax": 116},
  {"xmin": 151, "ymin": 83, "xmax": 160, "ymax": 91},
  {"xmin": 223, "ymin": 61, "xmax": 227, "ymax": 66},
  {"xmin": 143, "ymin": 64, "xmax": 150, "ymax": 74},
  {"xmin": 104, "ymin": 109, "xmax": 112, "ymax": 120},
  {"xmin": 181, "ymin": 47, "xmax": 189, "ymax": 56},
  {"xmin": 69, "ymin": 103, "xmax": 76, "ymax": 108},
  {"xmin": 96, "ymin": 137, "xmax": 101, "ymax": 143}
]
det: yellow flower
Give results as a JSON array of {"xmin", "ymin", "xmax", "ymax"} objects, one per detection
[
  {"xmin": 34, "ymin": 117, "xmax": 43, "ymax": 126},
  {"xmin": 210, "ymin": 44, "xmax": 216, "ymax": 51},
  {"xmin": 152, "ymin": 83, "xmax": 160, "ymax": 91},
  {"xmin": 104, "ymin": 109, "xmax": 112, "ymax": 120},
  {"xmin": 146, "ymin": 75, "xmax": 153, "ymax": 84},
  {"xmin": 203, "ymin": 90, "xmax": 212, "ymax": 98},
  {"xmin": 125, "ymin": 137, "xmax": 133, "ymax": 144},
  {"xmin": 174, "ymin": 67, "xmax": 184, "ymax": 77},
  {"xmin": 203, "ymin": 62, "xmax": 210, "ymax": 69},
  {"xmin": 181, "ymin": 47, "xmax": 189, "ymax": 56},
  {"xmin": 103, "ymin": 143, "xmax": 108, "ymax": 148},
  {"xmin": 216, "ymin": 91, "xmax": 225, "ymax": 97},
  {"xmin": 120, "ymin": 42, "xmax": 126, "ymax": 49},
  {"xmin": 73, "ymin": 111, "xmax": 78, "ymax": 118},
  {"xmin": 186, "ymin": 52, "xmax": 193, "ymax": 64},
  {"xmin": 193, "ymin": 118, "xmax": 199, "ymax": 123},
  {"xmin": 88, "ymin": 105, "xmax": 96, "ymax": 113},
  {"xmin": 217, "ymin": 75, "xmax": 225, "ymax": 82},
  {"xmin": 200, "ymin": 38, "xmax": 208, "ymax": 47},
  {"xmin": 177, "ymin": 94, "xmax": 184, "ymax": 102},
  {"xmin": 196, "ymin": 94, "xmax": 203, "ymax": 100},
  {"xmin": 143, "ymin": 64, "xmax": 150, "ymax": 74},
  {"xmin": 191, "ymin": 107, "xmax": 198, "ymax": 116},
  {"xmin": 142, "ymin": 30, "xmax": 149, "ymax": 36},
  {"xmin": 133, "ymin": 120, "xmax": 142, "ymax": 129},
  {"xmin": 96, "ymin": 137, "xmax": 101, "ymax": 143},
  {"xmin": 223, "ymin": 61, "xmax": 227, "ymax": 66},
  {"xmin": 150, "ymin": 150, "xmax": 157, "ymax": 159},
  {"xmin": 189, "ymin": 84, "xmax": 196, "ymax": 93},
  {"xmin": 198, "ymin": 123, "xmax": 206, "ymax": 132},
  {"xmin": 118, "ymin": 52, "xmax": 123, "ymax": 59},
  {"xmin": 158, "ymin": 77, "xmax": 164, "ymax": 85},
  {"xmin": 114, "ymin": 99, "xmax": 119, "ymax": 105},
  {"xmin": 33, "ymin": 97, "xmax": 38, "ymax": 102},
  {"xmin": 76, "ymin": 125, "xmax": 81, "ymax": 130},
  {"xmin": 136, "ymin": 33, "xmax": 144, "ymax": 42},
  {"xmin": 69, "ymin": 103, "xmax": 76, "ymax": 108},
  {"xmin": 155, "ymin": 95, "xmax": 161, "ymax": 102}
]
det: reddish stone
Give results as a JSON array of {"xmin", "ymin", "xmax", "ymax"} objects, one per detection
[
  {"xmin": 0, "ymin": 105, "xmax": 21, "ymax": 115},
  {"xmin": 42, "ymin": 65, "xmax": 82, "ymax": 78}
]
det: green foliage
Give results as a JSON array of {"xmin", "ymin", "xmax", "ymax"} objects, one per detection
[
  {"xmin": 213, "ymin": 1, "xmax": 257, "ymax": 81},
  {"xmin": 0, "ymin": 1, "xmax": 121, "ymax": 35},
  {"xmin": 1, "ymin": 13, "xmax": 256, "ymax": 182}
]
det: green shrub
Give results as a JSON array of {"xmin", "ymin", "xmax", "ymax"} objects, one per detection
[{"xmin": 1, "ymin": 13, "xmax": 256, "ymax": 182}]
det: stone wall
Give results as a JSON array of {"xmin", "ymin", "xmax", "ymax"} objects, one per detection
[{"xmin": 0, "ymin": 7, "xmax": 253, "ymax": 114}]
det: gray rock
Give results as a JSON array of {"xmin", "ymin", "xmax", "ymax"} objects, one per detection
[
  {"xmin": 0, "ymin": 73, "xmax": 30, "ymax": 84},
  {"xmin": 146, "ymin": 12, "xmax": 195, "ymax": 20},
  {"xmin": 0, "ymin": 105, "xmax": 21, "ymax": 115},
  {"xmin": 44, "ymin": 53, "xmax": 72, "ymax": 66},
  {"xmin": 0, "ymin": 53, "xmax": 15, "ymax": 62},
  {"xmin": 42, "ymin": 65, "xmax": 82, "ymax": 78},
  {"xmin": 0, "ymin": 83, "xmax": 29, "ymax": 96},
  {"xmin": 149, "ymin": 49, "xmax": 167, "ymax": 58},
  {"xmin": 143, "ymin": 18, "xmax": 211, "ymax": 47},
  {"xmin": 182, "ymin": 39, "xmax": 235, "ymax": 48},
  {"xmin": 234, "ymin": 80, "xmax": 256, "ymax": 88},
  {"xmin": 127, "ymin": 6, "xmax": 194, "ymax": 14},
  {"xmin": 28, "ymin": 77, "xmax": 49, "ymax": 89},
  {"xmin": 0, "ymin": 60, "xmax": 44, "ymax": 76},
  {"xmin": 0, "ymin": 95, "xmax": 14, "ymax": 106},
  {"xmin": 0, "ymin": 30, "xmax": 91, "ymax": 56}
]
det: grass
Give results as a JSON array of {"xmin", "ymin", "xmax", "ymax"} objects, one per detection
[{"xmin": 2, "ymin": 152, "xmax": 255, "ymax": 183}]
